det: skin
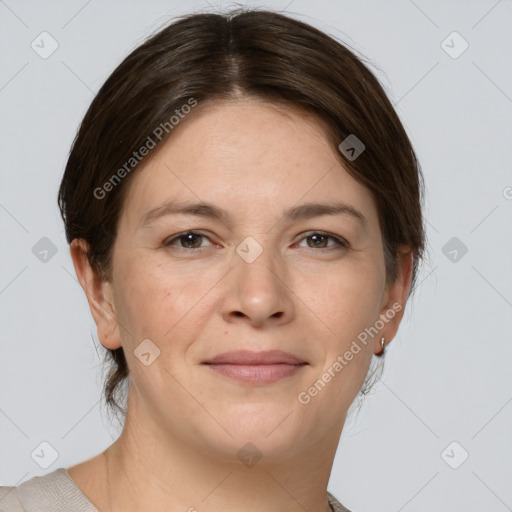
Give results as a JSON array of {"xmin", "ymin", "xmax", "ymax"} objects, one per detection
[{"xmin": 68, "ymin": 96, "xmax": 413, "ymax": 512}]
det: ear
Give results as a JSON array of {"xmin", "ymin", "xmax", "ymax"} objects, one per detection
[
  {"xmin": 375, "ymin": 245, "xmax": 414, "ymax": 354},
  {"xmin": 69, "ymin": 239, "xmax": 122, "ymax": 350}
]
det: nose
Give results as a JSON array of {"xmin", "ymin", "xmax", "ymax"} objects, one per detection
[{"xmin": 221, "ymin": 241, "xmax": 294, "ymax": 328}]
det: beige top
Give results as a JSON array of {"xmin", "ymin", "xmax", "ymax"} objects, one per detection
[{"xmin": 0, "ymin": 468, "xmax": 352, "ymax": 511}]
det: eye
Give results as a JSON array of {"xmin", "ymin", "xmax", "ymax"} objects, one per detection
[
  {"xmin": 163, "ymin": 231, "xmax": 214, "ymax": 251},
  {"xmin": 162, "ymin": 230, "xmax": 349, "ymax": 253},
  {"xmin": 295, "ymin": 231, "xmax": 348, "ymax": 250}
]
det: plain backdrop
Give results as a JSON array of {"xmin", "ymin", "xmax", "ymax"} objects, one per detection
[{"xmin": 1, "ymin": 1, "xmax": 511, "ymax": 511}]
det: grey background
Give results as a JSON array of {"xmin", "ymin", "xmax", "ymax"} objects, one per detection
[{"xmin": 1, "ymin": 1, "xmax": 511, "ymax": 510}]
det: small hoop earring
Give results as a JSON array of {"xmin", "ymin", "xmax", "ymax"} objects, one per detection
[{"xmin": 380, "ymin": 337, "xmax": 385, "ymax": 354}]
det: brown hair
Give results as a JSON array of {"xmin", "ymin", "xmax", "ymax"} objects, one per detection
[{"xmin": 58, "ymin": 7, "xmax": 426, "ymax": 421}]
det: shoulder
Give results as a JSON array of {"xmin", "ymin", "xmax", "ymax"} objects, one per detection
[
  {"xmin": 327, "ymin": 490, "xmax": 354, "ymax": 512},
  {"xmin": 0, "ymin": 469, "xmax": 97, "ymax": 512},
  {"xmin": 0, "ymin": 484, "xmax": 24, "ymax": 512}
]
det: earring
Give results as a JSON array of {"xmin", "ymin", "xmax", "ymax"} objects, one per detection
[{"xmin": 380, "ymin": 336, "xmax": 385, "ymax": 354}]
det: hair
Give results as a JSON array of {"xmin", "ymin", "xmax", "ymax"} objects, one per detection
[{"xmin": 58, "ymin": 7, "xmax": 426, "ymax": 422}]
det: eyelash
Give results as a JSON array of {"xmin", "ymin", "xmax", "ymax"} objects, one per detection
[{"xmin": 162, "ymin": 231, "xmax": 349, "ymax": 252}]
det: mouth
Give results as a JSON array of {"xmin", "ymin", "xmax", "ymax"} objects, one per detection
[{"xmin": 202, "ymin": 350, "xmax": 308, "ymax": 385}]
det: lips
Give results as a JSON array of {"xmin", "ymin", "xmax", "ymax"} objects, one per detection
[
  {"xmin": 204, "ymin": 349, "xmax": 306, "ymax": 365},
  {"xmin": 203, "ymin": 350, "xmax": 307, "ymax": 385}
]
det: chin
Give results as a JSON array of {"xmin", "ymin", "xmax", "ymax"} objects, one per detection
[
  {"xmin": 193, "ymin": 404, "xmax": 309, "ymax": 463},
  {"xmin": 201, "ymin": 432, "xmax": 304, "ymax": 468}
]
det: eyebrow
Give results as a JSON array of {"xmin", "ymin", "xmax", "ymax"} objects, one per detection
[{"xmin": 141, "ymin": 200, "xmax": 367, "ymax": 229}]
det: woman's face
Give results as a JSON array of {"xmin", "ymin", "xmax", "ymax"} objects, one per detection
[{"xmin": 89, "ymin": 98, "xmax": 409, "ymax": 462}]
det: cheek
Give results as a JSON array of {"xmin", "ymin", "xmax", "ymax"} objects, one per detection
[
  {"xmin": 113, "ymin": 256, "xmax": 212, "ymax": 346},
  {"xmin": 304, "ymin": 261, "xmax": 384, "ymax": 333},
  {"xmin": 302, "ymin": 263, "xmax": 383, "ymax": 394},
  {"xmin": 112, "ymin": 260, "xmax": 173, "ymax": 339}
]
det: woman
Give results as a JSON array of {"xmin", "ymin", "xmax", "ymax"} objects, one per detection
[{"xmin": 0, "ymin": 7, "xmax": 425, "ymax": 512}]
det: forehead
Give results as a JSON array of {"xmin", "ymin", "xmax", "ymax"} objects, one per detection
[{"xmin": 119, "ymin": 98, "xmax": 378, "ymax": 230}]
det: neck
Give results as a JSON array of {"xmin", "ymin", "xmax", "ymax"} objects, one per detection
[{"xmin": 101, "ymin": 392, "xmax": 343, "ymax": 512}]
